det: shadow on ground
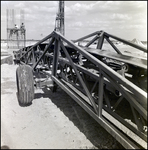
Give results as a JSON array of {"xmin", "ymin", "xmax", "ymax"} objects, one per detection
[{"xmin": 34, "ymin": 86, "xmax": 124, "ymax": 149}]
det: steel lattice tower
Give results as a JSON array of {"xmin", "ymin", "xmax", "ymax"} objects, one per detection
[{"xmin": 54, "ymin": 1, "xmax": 64, "ymax": 36}]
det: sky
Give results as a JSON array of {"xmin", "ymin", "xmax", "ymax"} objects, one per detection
[{"xmin": 1, "ymin": 1, "xmax": 147, "ymax": 41}]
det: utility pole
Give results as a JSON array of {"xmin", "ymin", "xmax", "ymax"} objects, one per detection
[{"xmin": 54, "ymin": 1, "xmax": 64, "ymax": 36}]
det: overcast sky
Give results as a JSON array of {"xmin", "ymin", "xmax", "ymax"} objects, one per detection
[{"xmin": 1, "ymin": 1, "xmax": 147, "ymax": 41}]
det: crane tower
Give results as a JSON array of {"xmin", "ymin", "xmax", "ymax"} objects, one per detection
[{"xmin": 54, "ymin": 1, "xmax": 64, "ymax": 36}]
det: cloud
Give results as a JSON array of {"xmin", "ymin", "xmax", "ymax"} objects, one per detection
[
  {"xmin": 73, "ymin": 2, "xmax": 94, "ymax": 11},
  {"xmin": 25, "ymin": 13, "xmax": 38, "ymax": 21},
  {"xmin": 14, "ymin": 2, "xmax": 25, "ymax": 8},
  {"xmin": 68, "ymin": 21, "xmax": 83, "ymax": 28},
  {"xmin": 39, "ymin": 6, "xmax": 57, "ymax": 13},
  {"xmin": 111, "ymin": 13, "xmax": 131, "ymax": 20},
  {"xmin": 1, "ymin": 1, "xmax": 147, "ymax": 41},
  {"xmin": 24, "ymin": 7, "xmax": 33, "ymax": 14},
  {"xmin": 65, "ymin": 2, "xmax": 95, "ymax": 17}
]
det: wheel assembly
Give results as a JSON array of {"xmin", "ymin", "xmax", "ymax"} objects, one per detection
[{"xmin": 16, "ymin": 65, "xmax": 34, "ymax": 106}]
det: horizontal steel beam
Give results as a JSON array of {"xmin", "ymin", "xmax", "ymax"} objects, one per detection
[{"xmin": 51, "ymin": 75, "xmax": 141, "ymax": 149}]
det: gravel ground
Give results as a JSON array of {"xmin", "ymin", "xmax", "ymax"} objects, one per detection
[{"xmin": 1, "ymin": 61, "xmax": 124, "ymax": 149}]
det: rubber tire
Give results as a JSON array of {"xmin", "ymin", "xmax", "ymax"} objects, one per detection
[{"xmin": 16, "ymin": 65, "xmax": 34, "ymax": 106}]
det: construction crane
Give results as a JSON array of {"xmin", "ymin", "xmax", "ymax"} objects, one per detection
[{"xmin": 54, "ymin": 1, "xmax": 64, "ymax": 35}]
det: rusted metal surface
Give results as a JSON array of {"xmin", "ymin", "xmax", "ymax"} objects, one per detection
[{"xmin": 13, "ymin": 30, "xmax": 147, "ymax": 149}]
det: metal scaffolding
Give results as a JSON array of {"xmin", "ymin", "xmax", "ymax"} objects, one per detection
[{"xmin": 7, "ymin": 9, "xmax": 26, "ymax": 49}]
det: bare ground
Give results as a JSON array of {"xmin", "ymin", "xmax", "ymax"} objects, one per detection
[{"xmin": 1, "ymin": 62, "xmax": 124, "ymax": 149}]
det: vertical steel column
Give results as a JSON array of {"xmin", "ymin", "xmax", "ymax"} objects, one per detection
[
  {"xmin": 98, "ymin": 70, "xmax": 104, "ymax": 117},
  {"xmin": 32, "ymin": 48, "xmax": 35, "ymax": 65},
  {"xmin": 97, "ymin": 31, "xmax": 104, "ymax": 49},
  {"xmin": 52, "ymin": 38, "xmax": 60, "ymax": 76},
  {"xmin": 51, "ymin": 37, "xmax": 60, "ymax": 92}
]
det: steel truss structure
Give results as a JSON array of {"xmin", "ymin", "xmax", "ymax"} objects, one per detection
[{"xmin": 13, "ymin": 30, "xmax": 147, "ymax": 149}]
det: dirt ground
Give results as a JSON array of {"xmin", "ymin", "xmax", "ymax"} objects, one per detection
[{"xmin": 1, "ymin": 53, "xmax": 124, "ymax": 149}]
